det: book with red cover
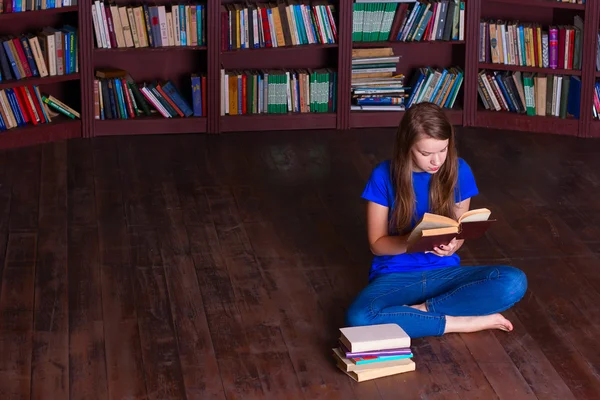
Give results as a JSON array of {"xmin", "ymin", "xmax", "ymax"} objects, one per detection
[{"xmin": 406, "ymin": 208, "xmax": 496, "ymax": 253}]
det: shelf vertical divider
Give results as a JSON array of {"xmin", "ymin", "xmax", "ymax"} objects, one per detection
[
  {"xmin": 209, "ymin": 0, "xmax": 221, "ymax": 133},
  {"xmin": 79, "ymin": 1, "xmax": 94, "ymax": 138},
  {"xmin": 464, "ymin": 0, "xmax": 480, "ymax": 127},
  {"xmin": 581, "ymin": 0, "xmax": 599, "ymax": 137},
  {"xmin": 338, "ymin": 0, "xmax": 352, "ymax": 130}
]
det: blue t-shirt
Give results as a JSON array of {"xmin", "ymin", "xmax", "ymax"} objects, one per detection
[{"xmin": 361, "ymin": 158, "xmax": 479, "ymax": 281}]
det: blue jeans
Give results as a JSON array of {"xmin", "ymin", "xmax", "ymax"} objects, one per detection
[{"xmin": 345, "ymin": 265, "xmax": 527, "ymax": 339}]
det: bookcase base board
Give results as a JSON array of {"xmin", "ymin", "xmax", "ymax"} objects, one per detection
[
  {"xmin": 589, "ymin": 121, "xmax": 600, "ymax": 138},
  {"xmin": 219, "ymin": 113, "xmax": 337, "ymax": 132},
  {"xmin": 350, "ymin": 110, "xmax": 464, "ymax": 129},
  {"xmin": 474, "ymin": 111, "xmax": 580, "ymax": 137},
  {"xmin": 94, "ymin": 118, "xmax": 208, "ymax": 136},
  {"xmin": 0, "ymin": 120, "xmax": 81, "ymax": 151}
]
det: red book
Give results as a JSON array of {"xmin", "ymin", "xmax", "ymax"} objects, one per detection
[
  {"xmin": 406, "ymin": 208, "xmax": 496, "ymax": 253},
  {"xmin": 558, "ymin": 27, "xmax": 566, "ymax": 69}
]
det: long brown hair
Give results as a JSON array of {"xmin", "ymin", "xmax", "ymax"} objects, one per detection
[{"xmin": 390, "ymin": 102, "xmax": 459, "ymax": 234}]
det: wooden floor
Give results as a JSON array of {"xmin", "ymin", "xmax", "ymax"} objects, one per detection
[{"xmin": 0, "ymin": 126, "xmax": 599, "ymax": 399}]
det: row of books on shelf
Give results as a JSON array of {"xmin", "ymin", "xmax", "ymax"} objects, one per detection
[
  {"xmin": 221, "ymin": 1, "xmax": 337, "ymax": 51},
  {"xmin": 353, "ymin": 0, "xmax": 464, "ymax": 43},
  {"xmin": 478, "ymin": 69, "xmax": 581, "ymax": 119},
  {"xmin": 0, "ymin": 85, "xmax": 79, "ymax": 131},
  {"xmin": 0, "ymin": 0, "xmax": 76, "ymax": 13},
  {"xmin": 350, "ymin": 47, "xmax": 462, "ymax": 111},
  {"xmin": 0, "ymin": 26, "xmax": 77, "ymax": 82},
  {"xmin": 333, "ymin": 323, "xmax": 415, "ymax": 382},
  {"xmin": 220, "ymin": 68, "xmax": 336, "ymax": 115},
  {"xmin": 93, "ymin": 1, "xmax": 205, "ymax": 49},
  {"xmin": 479, "ymin": 16, "xmax": 583, "ymax": 70},
  {"xmin": 93, "ymin": 69, "xmax": 205, "ymax": 120}
]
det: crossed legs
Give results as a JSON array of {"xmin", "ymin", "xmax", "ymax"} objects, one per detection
[{"xmin": 345, "ymin": 265, "xmax": 527, "ymax": 339}]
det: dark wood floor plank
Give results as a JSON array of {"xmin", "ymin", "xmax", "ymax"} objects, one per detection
[
  {"xmin": 493, "ymin": 310, "xmax": 577, "ymax": 400},
  {"xmin": 128, "ymin": 225, "xmax": 187, "ymax": 400},
  {"xmin": 422, "ymin": 335, "xmax": 499, "ymax": 400},
  {"xmin": 31, "ymin": 142, "xmax": 69, "ymax": 400},
  {"xmin": 0, "ymin": 232, "xmax": 37, "ymax": 399},
  {"xmin": 154, "ymin": 181, "xmax": 225, "ymax": 399},
  {"xmin": 68, "ymin": 225, "xmax": 108, "ymax": 400},
  {"xmin": 161, "ymin": 232, "xmax": 226, "ymax": 399},
  {"xmin": 511, "ymin": 289, "xmax": 600, "ymax": 399},
  {"xmin": 9, "ymin": 147, "xmax": 40, "ymax": 231},
  {"xmin": 206, "ymin": 187, "xmax": 306, "ymax": 398},
  {"xmin": 512, "ymin": 257, "xmax": 600, "ymax": 397},
  {"xmin": 67, "ymin": 140, "xmax": 96, "ymax": 227},
  {"xmin": 565, "ymin": 256, "xmax": 600, "ymax": 316},
  {"xmin": 235, "ymin": 135, "xmax": 378, "ymax": 398},
  {"xmin": 0, "ymin": 148, "xmax": 14, "ymax": 309},
  {"xmin": 133, "ymin": 135, "xmax": 227, "ymax": 399},
  {"xmin": 116, "ymin": 137, "xmax": 171, "ymax": 227},
  {"xmin": 460, "ymin": 332, "xmax": 537, "ymax": 399},
  {"xmin": 243, "ymin": 221, "xmax": 361, "ymax": 399},
  {"xmin": 67, "ymin": 139, "xmax": 107, "ymax": 400},
  {"xmin": 93, "ymin": 138, "xmax": 147, "ymax": 400},
  {"xmin": 188, "ymin": 223, "xmax": 261, "ymax": 400}
]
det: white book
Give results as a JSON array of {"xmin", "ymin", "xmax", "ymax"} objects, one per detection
[{"xmin": 339, "ymin": 323, "xmax": 410, "ymax": 352}]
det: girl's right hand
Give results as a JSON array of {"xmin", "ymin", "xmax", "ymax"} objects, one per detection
[{"xmin": 431, "ymin": 238, "xmax": 459, "ymax": 257}]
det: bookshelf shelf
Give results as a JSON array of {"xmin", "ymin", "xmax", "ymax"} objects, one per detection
[
  {"xmin": 475, "ymin": 109, "xmax": 579, "ymax": 136},
  {"xmin": 350, "ymin": 109, "xmax": 463, "ymax": 129},
  {"xmin": 223, "ymin": 44, "xmax": 338, "ymax": 53},
  {"xmin": 220, "ymin": 113, "xmax": 337, "ymax": 132},
  {"xmin": 221, "ymin": 44, "xmax": 338, "ymax": 69},
  {"xmin": 94, "ymin": 46, "xmax": 207, "ymax": 53},
  {"xmin": 0, "ymin": 73, "xmax": 81, "ymax": 90},
  {"xmin": 487, "ymin": 0, "xmax": 586, "ymax": 10},
  {"xmin": 0, "ymin": 117, "xmax": 80, "ymax": 151},
  {"xmin": 0, "ymin": 6, "xmax": 79, "ymax": 22},
  {"xmin": 352, "ymin": 41, "xmax": 466, "ymax": 48},
  {"xmin": 478, "ymin": 63, "xmax": 582, "ymax": 76},
  {"xmin": 94, "ymin": 117, "xmax": 208, "ymax": 136}
]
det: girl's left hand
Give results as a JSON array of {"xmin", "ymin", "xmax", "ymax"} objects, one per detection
[{"xmin": 433, "ymin": 238, "xmax": 459, "ymax": 257}]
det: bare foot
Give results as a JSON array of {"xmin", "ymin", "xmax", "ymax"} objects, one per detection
[
  {"xmin": 444, "ymin": 313, "xmax": 513, "ymax": 334},
  {"xmin": 408, "ymin": 303, "xmax": 427, "ymax": 312}
]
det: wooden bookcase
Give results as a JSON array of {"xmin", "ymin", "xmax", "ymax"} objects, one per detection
[
  {"xmin": 1, "ymin": 0, "xmax": 599, "ymax": 151},
  {"xmin": 0, "ymin": 5, "xmax": 84, "ymax": 150},
  {"xmin": 473, "ymin": 0, "xmax": 595, "ymax": 137}
]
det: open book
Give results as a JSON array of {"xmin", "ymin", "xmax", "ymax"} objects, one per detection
[{"xmin": 406, "ymin": 208, "xmax": 495, "ymax": 253}]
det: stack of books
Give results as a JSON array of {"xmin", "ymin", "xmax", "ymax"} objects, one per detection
[
  {"xmin": 332, "ymin": 323, "xmax": 415, "ymax": 382},
  {"xmin": 351, "ymin": 47, "xmax": 406, "ymax": 111}
]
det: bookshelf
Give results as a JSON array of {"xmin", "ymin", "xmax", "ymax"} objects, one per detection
[
  {"xmin": 0, "ymin": 4, "xmax": 84, "ymax": 150},
  {"xmin": 87, "ymin": 1, "xmax": 209, "ymax": 136},
  {"xmin": 473, "ymin": 0, "xmax": 594, "ymax": 137},
  {"xmin": 2, "ymin": 0, "xmax": 600, "ymax": 151},
  {"xmin": 217, "ymin": 0, "xmax": 342, "ymax": 131}
]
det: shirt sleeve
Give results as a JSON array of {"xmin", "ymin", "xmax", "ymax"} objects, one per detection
[
  {"xmin": 361, "ymin": 161, "xmax": 391, "ymax": 207},
  {"xmin": 455, "ymin": 158, "xmax": 479, "ymax": 202}
]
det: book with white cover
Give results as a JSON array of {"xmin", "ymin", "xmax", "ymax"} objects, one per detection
[{"xmin": 339, "ymin": 323, "xmax": 410, "ymax": 353}]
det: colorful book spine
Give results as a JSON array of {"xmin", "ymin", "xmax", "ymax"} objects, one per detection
[{"xmin": 549, "ymin": 27, "xmax": 558, "ymax": 69}]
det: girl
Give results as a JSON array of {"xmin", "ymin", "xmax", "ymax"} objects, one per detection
[{"xmin": 346, "ymin": 102, "xmax": 527, "ymax": 339}]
